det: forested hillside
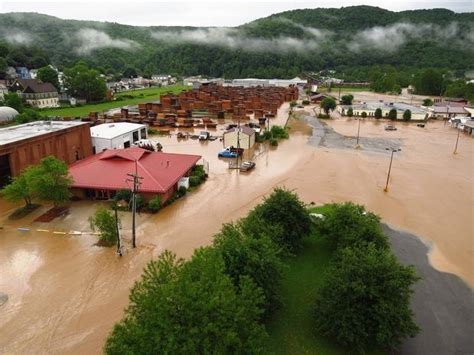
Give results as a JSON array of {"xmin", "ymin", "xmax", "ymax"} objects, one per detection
[{"xmin": 0, "ymin": 6, "xmax": 473, "ymax": 79}]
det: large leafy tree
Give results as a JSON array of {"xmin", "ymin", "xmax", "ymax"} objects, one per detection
[
  {"xmin": 37, "ymin": 65, "xmax": 60, "ymax": 90},
  {"xmin": 340, "ymin": 94, "xmax": 353, "ymax": 105},
  {"xmin": 313, "ymin": 244, "xmax": 420, "ymax": 352},
  {"xmin": 105, "ymin": 249, "xmax": 267, "ymax": 354},
  {"xmin": 1, "ymin": 169, "xmax": 36, "ymax": 206},
  {"xmin": 314, "ymin": 202, "xmax": 388, "ymax": 251},
  {"xmin": 213, "ymin": 223, "xmax": 285, "ymax": 315},
  {"xmin": 241, "ymin": 188, "xmax": 312, "ymax": 253},
  {"xmin": 29, "ymin": 156, "xmax": 72, "ymax": 206},
  {"xmin": 64, "ymin": 62, "xmax": 107, "ymax": 102},
  {"xmin": 320, "ymin": 97, "xmax": 336, "ymax": 116},
  {"xmin": 3, "ymin": 93, "xmax": 23, "ymax": 112}
]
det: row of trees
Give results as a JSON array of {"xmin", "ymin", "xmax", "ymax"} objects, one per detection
[
  {"xmin": 312, "ymin": 202, "xmax": 420, "ymax": 352},
  {"xmin": 104, "ymin": 188, "xmax": 313, "ymax": 353}
]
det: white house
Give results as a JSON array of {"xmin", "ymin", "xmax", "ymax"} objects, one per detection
[
  {"xmin": 90, "ymin": 122, "xmax": 147, "ymax": 154},
  {"xmin": 223, "ymin": 126, "xmax": 256, "ymax": 150}
]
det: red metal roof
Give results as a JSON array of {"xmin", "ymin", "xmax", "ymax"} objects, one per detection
[{"xmin": 69, "ymin": 147, "xmax": 201, "ymax": 193}]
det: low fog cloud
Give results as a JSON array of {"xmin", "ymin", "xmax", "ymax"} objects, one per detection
[
  {"xmin": 75, "ymin": 28, "xmax": 140, "ymax": 54},
  {"xmin": 151, "ymin": 26, "xmax": 331, "ymax": 53},
  {"xmin": 0, "ymin": 29, "xmax": 34, "ymax": 45},
  {"xmin": 348, "ymin": 22, "xmax": 474, "ymax": 52}
]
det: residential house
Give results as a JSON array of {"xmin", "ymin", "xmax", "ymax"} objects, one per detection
[
  {"xmin": 16, "ymin": 67, "xmax": 31, "ymax": 80},
  {"xmin": 10, "ymin": 79, "xmax": 59, "ymax": 108},
  {"xmin": 428, "ymin": 102, "xmax": 470, "ymax": 119}
]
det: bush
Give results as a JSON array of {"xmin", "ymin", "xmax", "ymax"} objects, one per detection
[
  {"xmin": 374, "ymin": 108, "xmax": 382, "ymax": 119},
  {"xmin": 388, "ymin": 108, "xmax": 397, "ymax": 120},
  {"xmin": 361, "ymin": 111, "xmax": 367, "ymax": 118},
  {"xmin": 403, "ymin": 109, "xmax": 412, "ymax": 121},
  {"xmin": 262, "ymin": 130, "xmax": 272, "ymax": 140},
  {"xmin": 314, "ymin": 202, "xmax": 388, "ymax": 251},
  {"xmin": 341, "ymin": 94, "xmax": 354, "ymax": 105},
  {"xmin": 317, "ymin": 113, "xmax": 330, "ymax": 119},
  {"xmin": 15, "ymin": 109, "xmax": 41, "ymax": 124},
  {"xmin": 89, "ymin": 207, "xmax": 118, "ymax": 246},
  {"xmin": 213, "ymin": 223, "xmax": 285, "ymax": 316},
  {"xmin": 313, "ymin": 244, "xmax": 420, "ymax": 352},
  {"xmin": 177, "ymin": 185, "xmax": 187, "ymax": 197},
  {"xmin": 135, "ymin": 194, "xmax": 146, "ymax": 211},
  {"xmin": 347, "ymin": 108, "xmax": 353, "ymax": 117},
  {"xmin": 241, "ymin": 188, "xmax": 312, "ymax": 253},
  {"xmin": 104, "ymin": 249, "xmax": 268, "ymax": 354},
  {"xmin": 302, "ymin": 99, "xmax": 310, "ymax": 105},
  {"xmin": 423, "ymin": 98, "xmax": 433, "ymax": 106},
  {"xmin": 147, "ymin": 196, "xmax": 161, "ymax": 213},
  {"xmin": 270, "ymin": 125, "xmax": 289, "ymax": 139},
  {"xmin": 147, "ymin": 128, "xmax": 159, "ymax": 135},
  {"xmin": 269, "ymin": 137, "xmax": 278, "ymax": 146},
  {"xmin": 114, "ymin": 189, "xmax": 131, "ymax": 203},
  {"xmin": 189, "ymin": 175, "xmax": 201, "ymax": 187}
]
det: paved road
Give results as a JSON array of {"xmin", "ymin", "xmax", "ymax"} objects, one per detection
[
  {"xmin": 302, "ymin": 115, "xmax": 401, "ymax": 153},
  {"xmin": 383, "ymin": 224, "xmax": 474, "ymax": 355}
]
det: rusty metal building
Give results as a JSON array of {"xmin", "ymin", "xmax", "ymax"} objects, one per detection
[{"xmin": 0, "ymin": 121, "xmax": 93, "ymax": 186}]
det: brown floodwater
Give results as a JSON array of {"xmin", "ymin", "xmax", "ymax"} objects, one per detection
[{"xmin": 0, "ymin": 104, "xmax": 472, "ymax": 354}]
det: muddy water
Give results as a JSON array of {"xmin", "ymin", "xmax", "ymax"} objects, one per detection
[{"xmin": 0, "ymin": 104, "xmax": 472, "ymax": 354}]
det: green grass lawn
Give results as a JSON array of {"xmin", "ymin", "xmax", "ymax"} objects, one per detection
[
  {"xmin": 266, "ymin": 233, "xmax": 347, "ymax": 354},
  {"xmin": 40, "ymin": 85, "xmax": 188, "ymax": 117},
  {"xmin": 319, "ymin": 86, "xmax": 371, "ymax": 94}
]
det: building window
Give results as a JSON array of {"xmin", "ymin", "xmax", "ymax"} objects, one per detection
[
  {"xmin": 132, "ymin": 131, "xmax": 139, "ymax": 143},
  {"xmin": 140, "ymin": 128, "xmax": 146, "ymax": 139}
]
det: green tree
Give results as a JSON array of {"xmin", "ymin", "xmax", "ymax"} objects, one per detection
[
  {"xmin": 3, "ymin": 93, "xmax": 23, "ymax": 112},
  {"xmin": 361, "ymin": 111, "xmax": 367, "ymax": 118},
  {"xmin": 15, "ymin": 109, "xmax": 41, "ymax": 124},
  {"xmin": 29, "ymin": 156, "xmax": 72, "ymax": 206},
  {"xmin": 320, "ymin": 97, "xmax": 336, "ymax": 116},
  {"xmin": 37, "ymin": 65, "xmax": 60, "ymax": 90},
  {"xmin": 122, "ymin": 67, "xmax": 138, "ymax": 78},
  {"xmin": 89, "ymin": 206, "xmax": 119, "ymax": 245},
  {"xmin": 105, "ymin": 249, "xmax": 267, "ymax": 354},
  {"xmin": 422, "ymin": 98, "xmax": 433, "ymax": 106},
  {"xmin": 314, "ymin": 202, "xmax": 388, "ymax": 251},
  {"xmin": 388, "ymin": 108, "xmax": 397, "ymax": 120},
  {"xmin": 313, "ymin": 244, "xmax": 420, "ymax": 352},
  {"xmin": 0, "ymin": 57, "xmax": 7, "ymax": 79},
  {"xmin": 64, "ymin": 62, "xmax": 107, "ymax": 102},
  {"xmin": 213, "ymin": 223, "xmax": 285, "ymax": 315},
  {"xmin": 374, "ymin": 107, "xmax": 382, "ymax": 119},
  {"xmin": 340, "ymin": 94, "xmax": 353, "ymax": 105},
  {"xmin": 347, "ymin": 107, "xmax": 353, "ymax": 117},
  {"xmin": 1, "ymin": 169, "xmax": 36, "ymax": 206},
  {"xmin": 241, "ymin": 188, "xmax": 312, "ymax": 253},
  {"xmin": 147, "ymin": 196, "xmax": 161, "ymax": 213},
  {"xmin": 403, "ymin": 109, "xmax": 411, "ymax": 121},
  {"xmin": 413, "ymin": 69, "xmax": 444, "ymax": 95}
]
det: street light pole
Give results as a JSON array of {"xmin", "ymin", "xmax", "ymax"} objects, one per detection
[
  {"xmin": 384, "ymin": 148, "xmax": 401, "ymax": 192},
  {"xmin": 453, "ymin": 129, "xmax": 460, "ymax": 154}
]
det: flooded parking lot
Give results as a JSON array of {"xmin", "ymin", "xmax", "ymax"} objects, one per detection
[{"xmin": 0, "ymin": 104, "xmax": 472, "ymax": 354}]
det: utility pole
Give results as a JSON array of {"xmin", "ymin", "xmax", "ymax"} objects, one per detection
[
  {"xmin": 384, "ymin": 148, "xmax": 401, "ymax": 192},
  {"xmin": 127, "ymin": 160, "xmax": 143, "ymax": 248},
  {"xmin": 356, "ymin": 118, "xmax": 361, "ymax": 146},
  {"xmin": 453, "ymin": 129, "xmax": 460, "ymax": 154},
  {"xmin": 236, "ymin": 116, "xmax": 241, "ymax": 169}
]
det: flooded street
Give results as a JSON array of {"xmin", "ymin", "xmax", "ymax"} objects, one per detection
[{"xmin": 1, "ymin": 104, "xmax": 473, "ymax": 354}]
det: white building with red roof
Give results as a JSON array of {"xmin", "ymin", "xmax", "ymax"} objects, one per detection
[{"xmin": 69, "ymin": 147, "xmax": 201, "ymax": 201}]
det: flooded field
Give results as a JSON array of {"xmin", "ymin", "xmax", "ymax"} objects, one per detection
[{"xmin": 0, "ymin": 103, "xmax": 473, "ymax": 354}]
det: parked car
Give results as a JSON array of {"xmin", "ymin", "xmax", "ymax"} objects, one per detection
[
  {"xmin": 218, "ymin": 148, "xmax": 238, "ymax": 158},
  {"xmin": 239, "ymin": 161, "xmax": 256, "ymax": 172},
  {"xmin": 384, "ymin": 125, "xmax": 397, "ymax": 131},
  {"xmin": 199, "ymin": 131, "xmax": 210, "ymax": 141},
  {"xmin": 417, "ymin": 123, "xmax": 425, "ymax": 128}
]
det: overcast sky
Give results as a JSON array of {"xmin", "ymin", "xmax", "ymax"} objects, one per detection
[{"xmin": 0, "ymin": 1, "xmax": 472, "ymax": 27}]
